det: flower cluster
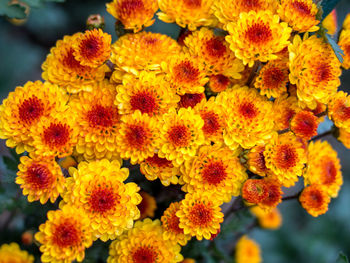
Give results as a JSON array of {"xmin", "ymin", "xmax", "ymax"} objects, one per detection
[{"xmin": 0, "ymin": 0, "xmax": 349, "ymax": 262}]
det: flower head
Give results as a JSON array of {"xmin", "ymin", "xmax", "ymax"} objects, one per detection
[
  {"xmin": 338, "ymin": 128, "xmax": 350, "ymax": 149},
  {"xmin": 0, "ymin": 243, "xmax": 34, "ymax": 263},
  {"xmin": 328, "ymin": 91, "xmax": 350, "ymax": 131},
  {"xmin": 208, "ymin": 74, "xmax": 232, "ymax": 93},
  {"xmin": 250, "ymin": 206, "xmax": 282, "ymax": 230},
  {"xmin": 247, "ymin": 144, "xmax": 271, "ymax": 177},
  {"xmin": 273, "ymin": 95, "xmax": 301, "ymax": 130},
  {"xmin": 322, "ymin": 9, "xmax": 337, "ymax": 36},
  {"xmin": 242, "ymin": 179, "xmax": 269, "ymax": 204},
  {"xmin": 138, "ymin": 191, "xmax": 157, "ymax": 220},
  {"xmin": 290, "ymin": 110, "xmax": 319, "ymax": 140},
  {"xmin": 299, "ymin": 184, "xmax": 330, "ymax": 217},
  {"xmin": 178, "ymin": 93, "xmax": 206, "ymax": 109},
  {"xmin": 235, "ymin": 236, "xmax": 262, "ymax": 263}
]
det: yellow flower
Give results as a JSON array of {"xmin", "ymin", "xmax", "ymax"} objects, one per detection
[
  {"xmin": 161, "ymin": 202, "xmax": 191, "ymax": 246},
  {"xmin": 42, "ymin": 33, "xmax": 108, "ymax": 93},
  {"xmin": 212, "ymin": 0, "xmax": 278, "ymax": 30},
  {"xmin": 140, "ymin": 153, "xmax": 179, "ymax": 186},
  {"xmin": 304, "ymin": 141, "xmax": 342, "ymax": 198},
  {"xmin": 69, "ymin": 80, "xmax": 121, "ymax": 161},
  {"xmin": 61, "ymin": 159, "xmax": 141, "ymax": 241},
  {"xmin": 0, "ymin": 81, "xmax": 68, "ymax": 154},
  {"xmin": 177, "ymin": 192, "xmax": 224, "ymax": 240},
  {"xmin": 110, "ymin": 32, "xmax": 180, "ymax": 81},
  {"xmin": 107, "ymin": 219, "xmax": 183, "ymax": 263},
  {"xmin": 247, "ymin": 144, "xmax": 273, "ymax": 177},
  {"xmin": 158, "ymin": 108, "xmax": 205, "ymax": 166},
  {"xmin": 161, "ymin": 52, "xmax": 208, "ymax": 95},
  {"xmin": 226, "ymin": 10, "xmax": 292, "ymax": 66},
  {"xmin": 322, "ymin": 9, "xmax": 337, "ymax": 36},
  {"xmin": 138, "ymin": 191, "xmax": 157, "ymax": 220},
  {"xmin": 272, "ymin": 95, "xmax": 301, "ymax": 130},
  {"xmin": 254, "ymin": 59, "xmax": 289, "ymax": 98},
  {"xmin": 235, "ymin": 236, "xmax": 262, "ymax": 263},
  {"xmin": 157, "ymin": 0, "xmax": 217, "ymax": 31},
  {"xmin": 184, "ymin": 27, "xmax": 244, "ymax": 78},
  {"xmin": 16, "ymin": 154, "xmax": 65, "ymax": 204},
  {"xmin": 106, "ymin": 0, "xmax": 158, "ymax": 32},
  {"xmin": 180, "ymin": 144, "xmax": 247, "ymax": 203},
  {"xmin": 328, "ymin": 91, "xmax": 350, "ymax": 131},
  {"xmin": 299, "ymin": 184, "xmax": 330, "ymax": 217},
  {"xmin": 250, "ymin": 206, "xmax": 282, "ymax": 230},
  {"xmin": 31, "ymin": 111, "xmax": 78, "ymax": 158},
  {"xmin": 35, "ymin": 205, "xmax": 93, "ymax": 263},
  {"xmin": 289, "ymin": 34, "xmax": 341, "ymax": 109},
  {"xmin": 264, "ymin": 132, "xmax": 307, "ymax": 187},
  {"xmin": 116, "ymin": 110, "xmax": 161, "ymax": 164},
  {"xmin": 216, "ymin": 86, "xmax": 275, "ymax": 149},
  {"xmin": 338, "ymin": 128, "xmax": 350, "ymax": 149},
  {"xmin": 72, "ymin": 29, "xmax": 111, "ymax": 68},
  {"xmin": 278, "ymin": 0, "xmax": 319, "ymax": 32},
  {"xmin": 0, "ymin": 243, "xmax": 34, "ymax": 263},
  {"xmin": 116, "ymin": 72, "xmax": 179, "ymax": 116},
  {"xmin": 338, "ymin": 29, "xmax": 350, "ymax": 69}
]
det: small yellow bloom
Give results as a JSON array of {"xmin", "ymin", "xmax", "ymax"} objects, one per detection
[
  {"xmin": 0, "ymin": 243, "xmax": 34, "ymax": 263},
  {"xmin": 299, "ymin": 184, "xmax": 330, "ymax": 217},
  {"xmin": 235, "ymin": 236, "xmax": 262, "ymax": 263},
  {"xmin": 250, "ymin": 206, "xmax": 282, "ymax": 230}
]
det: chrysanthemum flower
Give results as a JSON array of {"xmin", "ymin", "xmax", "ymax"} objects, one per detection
[
  {"xmin": 16, "ymin": 155, "xmax": 65, "ymax": 204},
  {"xmin": 299, "ymin": 184, "xmax": 330, "ymax": 217},
  {"xmin": 116, "ymin": 110, "xmax": 161, "ymax": 164},
  {"xmin": 140, "ymin": 153, "xmax": 179, "ymax": 186},
  {"xmin": 42, "ymin": 33, "xmax": 108, "ymax": 93},
  {"xmin": 216, "ymin": 86, "xmax": 275, "ymax": 149},
  {"xmin": 247, "ymin": 144, "xmax": 271, "ymax": 177},
  {"xmin": 62, "ymin": 159, "xmax": 141, "ymax": 241},
  {"xmin": 161, "ymin": 202, "xmax": 191, "ymax": 246},
  {"xmin": 208, "ymin": 74, "xmax": 232, "ymax": 93},
  {"xmin": 161, "ymin": 53, "xmax": 208, "ymax": 95},
  {"xmin": 259, "ymin": 178, "xmax": 283, "ymax": 209},
  {"xmin": 72, "ymin": 29, "xmax": 111, "ymax": 68},
  {"xmin": 0, "ymin": 81, "xmax": 68, "ymax": 153},
  {"xmin": 35, "ymin": 205, "xmax": 93, "ymax": 263},
  {"xmin": 212, "ymin": 0, "xmax": 278, "ymax": 30},
  {"xmin": 177, "ymin": 192, "xmax": 224, "ymax": 240},
  {"xmin": 226, "ymin": 11, "xmax": 292, "ymax": 66},
  {"xmin": 138, "ymin": 191, "xmax": 157, "ymax": 220},
  {"xmin": 235, "ymin": 236, "xmax": 262, "ymax": 263},
  {"xmin": 31, "ymin": 112, "xmax": 78, "ymax": 158},
  {"xmin": 178, "ymin": 93, "xmax": 206, "ymax": 109},
  {"xmin": 250, "ymin": 207, "xmax": 282, "ymax": 230},
  {"xmin": 158, "ymin": 108, "xmax": 205, "ymax": 166},
  {"xmin": 110, "ymin": 32, "xmax": 181, "ymax": 80},
  {"xmin": 254, "ymin": 59, "xmax": 289, "ymax": 98},
  {"xmin": 328, "ymin": 91, "xmax": 350, "ymax": 131},
  {"xmin": 242, "ymin": 179, "xmax": 269, "ymax": 204},
  {"xmin": 338, "ymin": 128, "xmax": 350, "ymax": 149},
  {"xmin": 289, "ymin": 34, "xmax": 341, "ymax": 109},
  {"xmin": 264, "ymin": 132, "xmax": 307, "ymax": 187},
  {"xmin": 181, "ymin": 145, "xmax": 247, "ymax": 202},
  {"xmin": 278, "ymin": 0, "xmax": 319, "ymax": 32},
  {"xmin": 69, "ymin": 80, "xmax": 121, "ymax": 161},
  {"xmin": 0, "ymin": 243, "xmax": 34, "ymax": 263},
  {"xmin": 116, "ymin": 72, "xmax": 179, "ymax": 116},
  {"xmin": 193, "ymin": 98, "xmax": 226, "ymax": 145},
  {"xmin": 304, "ymin": 141, "xmax": 342, "ymax": 198},
  {"xmin": 107, "ymin": 219, "xmax": 183, "ymax": 263},
  {"xmin": 157, "ymin": 0, "xmax": 217, "ymax": 31},
  {"xmin": 106, "ymin": 0, "xmax": 158, "ymax": 32},
  {"xmin": 322, "ymin": 9, "xmax": 337, "ymax": 36},
  {"xmin": 273, "ymin": 95, "xmax": 301, "ymax": 131},
  {"xmin": 290, "ymin": 111, "xmax": 319, "ymax": 140},
  {"xmin": 184, "ymin": 27, "xmax": 244, "ymax": 78},
  {"xmin": 338, "ymin": 29, "xmax": 350, "ymax": 69}
]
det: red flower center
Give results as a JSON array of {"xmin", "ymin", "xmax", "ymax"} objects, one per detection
[
  {"xmin": 126, "ymin": 125, "xmax": 148, "ymax": 149},
  {"xmin": 292, "ymin": 111, "xmax": 318, "ymax": 139},
  {"xmin": 173, "ymin": 61, "xmax": 200, "ymax": 83},
  {"xmin": 246, "ymin": 23, "xmax": 272, "ymax": 44},
  {"xmin": 143, "ymin": 36, "xmax": 159, "ymax": 45},
  {"xmin": 256, "ymin": 147, "xmax": 267, "ymax": 171},
  {"xmin": 168, "ymin": 125, "xmax": 190, "ymax": 147},
  {"xmin": 53, "ymin": 221, "xmax": 81, "ymax": 248},
  {"xmin": 89, "ymin": 187, "xmax": 119, "ymax": 214},
  {"xmin": 119, "ymin": 0, "xmax": 145, "ymax": 17},
  {"xmin": 79, "ymin": 36, "xmax": 102, "ymax": 59},
  {"xmin": 239, "ymin": 102, "xmax": 258, "ymax": 119},
  {"xmin": 26, "ymin": 163, "xmax": 54, "ymax": 190},
  {"xmin": 183, "ymin": 0, "xmax": 201, "ymax": 8},
  {"xmin": 335, "ymin": 102, "xmax": 350, "ymax": 121},
  {"xmin": 322, "ymin": 161, "xmax": 337, "ymax": 185},
  {"xmin": 87, "ymin": 105, "xmax": 115, "ymax": 128},
  {"xmin": 130, "ymin": 92, "xmax": 158, "ymax": 114},
  {"xmin": 201, "ymin": 111, "xmax": 220, "ymax": 135},
  {"xmin": 205, "ymin": 37, "xmax": 226, "ymax": 58},
  {"xmin": 308, "ymin": 190, "xmax": 324, "ymax": 207},
  {"xmin": 263, "ymin": 67, "xmax": 286, "ymax": 89},
  {"xmin": 276, "ymin": 144, "xmax": 297, "ymax": 169},
  {"xmin": 167, "ymin": 213, "xmax": 183, "ymax": 234},
  {"xmin": 202, "ymin": 160, "xmax": 227, "ymax": 185},
  {"xmin": 63, "ymin": 48, "xmax": 85, "ymax": 71},
  {"xmin": 43, "ymin": 123, "xmax": 70, "ymax": 148},
  {"xmin": 242, "ymin": 179, "xmax": 268, "ymax": 203},
  {"xmin": 146, "ymin": 155, "xmax": 172, "ymax": 168},
  {"xmin": 242, "ymin": 0, "xmax": 261, "ymax": 9},
  {"xmin": 18, "ymin": 96, "xmax": 44, "ymax": 125},
  {"xmin": 132, "ymin": 247, "xmax": 158, "ymax": 263},
  {"xmin": 292, "ymin": 1, "xmax": 311, "ymax": 16},
  {"xmin": 189, "ymin": 203, "xmax": 213, "ymax": 226},
  {"xmin": 315, "ymin": 63, "xmax": 331, "ymax": 83},
  {"xmin": 178, "ymin": 93, "xmax": 204, "ymax": 108}
]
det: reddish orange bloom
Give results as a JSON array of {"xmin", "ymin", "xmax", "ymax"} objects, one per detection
[
  {"xmin": 242, "ymin": 179, "xmax": 269, "ymax": 204},
  {"xmin": 299, "ymin": 185, "xmax": 331, "ymax": 217},
  {"xmin": 290, "ymin": 111, "xmax": 319, "ymax": 140},
  {"xmin": 260, "ymin": 179, "xmax": 283, "ymax": 209},
  {"xmin": 247, "ymin": 144, "xmax": 271, "ymax": 177},
  {"xmin": 208, "ymin": 74, "xmax": 232, "ymax": 93},
  {"xmin": 178, "ymin": 93, "xmax": 206, "ymax": 109}
]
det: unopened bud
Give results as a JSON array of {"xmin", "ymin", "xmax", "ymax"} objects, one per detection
[
  {"xmin": 86, "ymin": 14, "xmax": 105, "ymax": 30},
  {"xmin": 21, "ymin": 231, "xmax": 33, "ymax": 245}
]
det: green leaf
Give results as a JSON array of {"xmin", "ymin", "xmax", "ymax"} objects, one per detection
[
  {"xmin": 2, "ymin": 156, "xmax": 18, "ymax": 172},
  {"xmin": 325, "ymin": 33, "xmax": 344, "ymax": 63},
  {"xmin": 321, "ymin": 0, "xmax": 341, "ymax": 20},
  {"xmin": 0, "ymin": 1, "xmax": 26, "ymax": 19},
  {"xmin": 336, "ymin": 252, "xmax": 349, "ymax": 263}
]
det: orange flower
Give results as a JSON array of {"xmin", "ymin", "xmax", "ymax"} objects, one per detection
[
  {"xmin": 259, "ymin": 178, "xmax": 283, "ymax": 209},
  {"xmin": 247, "ymin": 144, "xmax": 271, "ymax": 177},
  {"xmin": 328, "ymin": 91, "xmax": 350, "ymax": 131},
  {"xmin": 242, "ymin": 179, "xmax": 269, "ymax": 204},
  {"xmin": 138, "ymin": 191, "xmax": 157, "ymax": 220},
  {"xmin": 299, "ymin": 184, "xmax": 330, "ymax": 217},
  {"xmin": 208, "ymin": 74, "xmax": 232, "ymax": 93},
  {"xmin": 178, "ymin": 93, "xmax": 206, "ymax": 109},
  {"xmin": 273, "ymin": 95, "xmax": 301, "ymax": 131},
  {"xmin": 290, "ymin": 111, "xmax": 319, "ymax": 140}
]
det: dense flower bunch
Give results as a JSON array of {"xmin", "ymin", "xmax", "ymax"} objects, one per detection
[{"xmin": 0, "ymin": 0, "xmax": 349, "ymax": 262}]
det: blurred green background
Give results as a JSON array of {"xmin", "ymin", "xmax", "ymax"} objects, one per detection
[{"xmin": 0, "ymin": 0, "xmax": 350, "ymax": 262}]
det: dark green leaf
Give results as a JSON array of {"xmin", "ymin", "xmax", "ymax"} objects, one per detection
[
  {"xmin": 336, "ymin": 252, "xmax": 349, "ymax": 263},
  {"xmin": 321, "ymin": 0, "xmax": 341, "ymax": 20},
  {"xmin": 0, "ymin": 1, "xmax": 26, "ymax": 19},
  {"xmin": 325, "ymin": 33, "xmax": 344, "ymax": 63},
  {"xmin": 2, "ymin": 156, "xmax": 18, "ymax": 172}
]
